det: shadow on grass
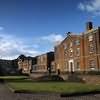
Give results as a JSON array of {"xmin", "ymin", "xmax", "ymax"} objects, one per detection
[
  {"xmin": 0, "ymin": 79, "xmax": 4, "ymax": 83},
  {"xmin": 61, "ymin": 90, "xmax": 100, "ymax": 97},
  {"xmin": 34, "ymin": 75, "xmax": 64, "ymax": 82}
]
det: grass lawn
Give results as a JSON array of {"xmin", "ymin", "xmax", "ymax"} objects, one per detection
[
  {"xmin": 0, "ymin": 75, "xmax": 28, "ymax": 80},
  {"xmin": 1, "ymin": 76, "xmax": 100, "ymax": 94},
  {"xmin": 8, "ymin": 82, "xmax": 100, "ymax": 94},
  {"xmin": 2, "ymin": 76, "xmax": 100, "ymax": 94}
]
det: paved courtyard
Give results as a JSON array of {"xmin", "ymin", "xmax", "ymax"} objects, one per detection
[{"xmin": 0, "ymin": 83, "xmax": 100, "ymax": 100}]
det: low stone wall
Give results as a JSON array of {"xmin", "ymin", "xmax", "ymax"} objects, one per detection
[
  {"xmin": 29, "ymin": 72, "xmax": 48, "ymax": 79},
  {"xmin": 60, "ymin": 73, "xmax": 100, "ymax": 84},
  {"xmin": 30, "ymin": 71, "xmax": 57, "ymax": 79},
  {"xmin": 81, "ymin": 75, "xmax": 100, "ymax": 84}
]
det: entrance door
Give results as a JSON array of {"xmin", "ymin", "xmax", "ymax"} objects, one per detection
[{"xmin": 68, "ymin": 60, "xmax": 74, "ymax": 72}]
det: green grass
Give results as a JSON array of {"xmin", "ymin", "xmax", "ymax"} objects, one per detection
[
  {"xmin": 0, "ymin": 76, "xmax": 28, "ymax": 80},
  {"xmin": 8, "ymin": 81, "xmax": 100, "ymax": 94},
  {"xmin": 1, "ymin": 76, "xmax": 100, "ymax": 94}
]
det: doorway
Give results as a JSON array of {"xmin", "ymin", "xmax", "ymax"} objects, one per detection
[{"xmin": 68, "ymin": 59, "xmax": 74, "ymax": 72}]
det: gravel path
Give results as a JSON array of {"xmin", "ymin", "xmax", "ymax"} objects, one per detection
[{"xmin": 0, "ymin": 83, "xmax": 100, "ymax": 100}]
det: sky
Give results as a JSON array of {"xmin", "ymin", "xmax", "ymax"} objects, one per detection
[{"xmin": 0, "ymin": 0, "xmax": 100, "ymax": 59}]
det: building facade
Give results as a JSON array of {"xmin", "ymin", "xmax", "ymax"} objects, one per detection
[
  {"xmin": 32, "ymin": 52, "xmax": 55, "ymax": 73},
  {"xmin": 55, "ymin": 22, "xmax": 100, "ymax": 73},
  {"xmin": 18, "ymin": 55, "xmax": 36, "ymax": 74}
]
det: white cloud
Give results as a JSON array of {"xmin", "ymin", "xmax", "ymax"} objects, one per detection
[
  {"xmin": 0, "ymin": 33, "xmax": 64, "ymax": 60},
  {"xmin": 0, "ymin": 34, "xmax": 41, "ymax": 60},
  {"xmin": 78, "ymin": 3, "xmax": 85, "ymax": 11},
  {"xmin": 41, "ymin": 33, "xmax": 64, "ymax": 46},
  {"xmin": 78, "ymin": 0, "xmax": 100, "ymax": 15},
  {"xmin": 41, "ymin": 33, "xmax": 64, "ymax": 44}
]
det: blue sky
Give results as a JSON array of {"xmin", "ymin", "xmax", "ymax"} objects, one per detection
[{"xmin": 0, "ymin": 0, "xmax": 100, "ymax": 59}]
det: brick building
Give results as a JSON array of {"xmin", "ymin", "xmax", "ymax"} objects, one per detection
[
  {"xmin": 18, "ymin": 55, "xmax": 36, "ymax": 74},
  {"xmin": 32, "ymin": 52, "xmax": 55, "ymax": 73},
  {"xmin": 55, "ymin": 22, "xmax": 100, "ymax": 73}
]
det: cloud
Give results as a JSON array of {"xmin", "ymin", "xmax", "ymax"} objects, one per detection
[
  {"xmin": 78, "ymin": 0, "xmax": 100, "ymax": 16},
  {"xmin": 0, "ymin": 34, "xmax": 41, "ymax": 60},
  {"xmin": 41, "ymin": 33, "xmax": 64, "ymax": 44},
  {"xmin": 0, "ymin": 33, "xmax": 64, "ymax": 60},
  {"xmin": 78, "ymin": 3, "xmax": 85, "ymax": 11},
  {"xmin": 41, "ymin": 33, "xmax": 64, "ymax": 46}
]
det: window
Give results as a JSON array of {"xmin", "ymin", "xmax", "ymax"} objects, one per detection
[
  {"xmin": 88, "ymin": 35, "xmax": 93, "ymax": 41},
  {"xmin": 63, "ymin": 43, "xmax": 67, "ymax": 50},
  {"xmin": 89, "ymin": 43, "xmax": 95, "ymax": 53},
  {"xmin": 89, "ymin": 60, "xmax": 96, "ymax": 70},
  {"xmin": 57, "ymin": 64, "xmax": 60, "ymax": 69},
  {"xmin": 64, "ymin": 50, "xmax": 67, "ymax": 57},
  {"xmin": 76, "ymin": 62, "xmax": 80, "ymax": 70},
  {"xmin": 51, "ymin": 65, "xmax": 53, "ymax": 70},
  {"xmin": 69, "ymin": 52, "xmax": 73, "ymax": 57},
  {"xmin": 70, "ymin": 48, "xmax": 73, "ymax": 52},
  {"xmin": 75, "ymin": 40, "xmax": 80, "ymax": 45},
  {"xmin": 70, "ymin": 42, "xmax": 73, "ymax": 47},
  {"xmin": 64, "ymin": 62, "xmax": 68, "ymax": 70},
  {"xmin": 76, "ymin": 48, "xmax": 80, "ymax": 56},
  {"xmin": 69, "ymin": 48, "xmax": 73, "ymax": 57}
]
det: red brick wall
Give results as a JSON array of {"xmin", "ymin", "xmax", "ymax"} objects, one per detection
[{"xmin": 55, "ymin": 27, "xmax": 100, "ymax": 73}]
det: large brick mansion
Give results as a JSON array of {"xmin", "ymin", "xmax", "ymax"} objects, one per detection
[
  {"xmin": 55, "ymin": 22, "xmax": 100, "ymax": 73},
  {"xmin": 1, "ymin": 22, "xmax": 99, "ymax": 75}
]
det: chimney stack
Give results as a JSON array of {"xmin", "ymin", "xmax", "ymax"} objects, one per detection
[{"xmin": 86, "ymin": 22, "xmax": 93, "ymax": 31}]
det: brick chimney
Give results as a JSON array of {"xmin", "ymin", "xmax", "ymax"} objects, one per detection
[{"xmin": 86, "ymin": 22, "xmax": 93, "ymax": 31}]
